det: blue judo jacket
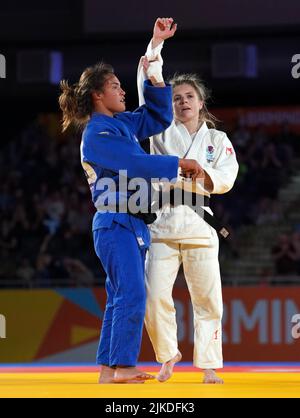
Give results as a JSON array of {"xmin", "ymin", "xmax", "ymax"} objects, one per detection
[{"xmin": 81, "ymin": 80, "xmax": 179, "ymax": 247}]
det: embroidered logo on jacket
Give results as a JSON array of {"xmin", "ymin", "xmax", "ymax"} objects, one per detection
[{"xmin": 206, "ymin": 145, "xmax": 215, "ymax": 163}]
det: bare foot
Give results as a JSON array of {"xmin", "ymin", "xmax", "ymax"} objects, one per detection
[
  {"xmin": 114, "ymin": 367, "xmax": 155, "ymax": 384},
  {"xmin": 98, "ymin": 365, "xmax": 115, "ymax": 383},
  {"xmin": 203, "ymin": 369, "xmax": 224, "ymax": 384},
  {"xmin": 157, "ymin": 351, "xmax": 182, "ymax": 383}
]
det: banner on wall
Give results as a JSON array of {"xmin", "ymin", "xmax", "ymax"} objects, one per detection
[
  {"xmin": 168, "ymin": 287, "xmax": 300, "ymax": 362},
  {"xmin": 0, "ymin": 287, "xmax": 299, "ymax": 363},
  {"xmin": 213, "ymin": 106, "xmax": 300, "ymax": 134}
]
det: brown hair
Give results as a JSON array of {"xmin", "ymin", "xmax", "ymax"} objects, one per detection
[
  {"xmin": 59, "ymin": 62, "xmax": 114, "ymax": 132},
  {"xmin": 169, "ymin": 73, "xmax": 218, "ymax": 129}
]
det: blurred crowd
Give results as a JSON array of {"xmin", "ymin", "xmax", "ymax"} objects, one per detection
[
  {"xmin": 0, "ymin": 115, "xmax": 101, "ymax": 288},
  {"xmin": 211, "ymin": 121, "xmax": 300, "ymax": 270},
  {"xmin": 213, "ymin": 121, "xmax": 298, "ymax": 228},
  {"xmin": 0, "ymin": 115, "xmax": 299, "ymax": 288}
]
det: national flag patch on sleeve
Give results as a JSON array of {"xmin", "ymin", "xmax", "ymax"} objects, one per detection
[{"xmin": 226, "ymin": 147, "xmax": 234, "ymax": 155}]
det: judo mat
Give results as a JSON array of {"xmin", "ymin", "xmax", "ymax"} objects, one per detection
[{"xmin": 0, "ymin": 363, "xmax": 300, "ymax": 398}]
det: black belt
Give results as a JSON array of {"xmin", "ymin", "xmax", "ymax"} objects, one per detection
[
  {"xmin": 159, "ymin": 189, "xmax": 230, "ymax": 239},
  {"xmin": 115, "ymin": 190, "xmax": 230, "ymax": 238},
  {"xmin": 114, "ymin": 203, "xmax": 157, "ymax": 225},
  {"xmin": 128, "ymin": 211, "xmax": 157, "ymax": 225},
  {"xmin": 166, "ymin": 188, "xmax": 210, "ymax": 207}
]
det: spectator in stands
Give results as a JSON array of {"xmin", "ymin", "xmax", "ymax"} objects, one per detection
[
  {"xmin": 255, "ymin": 197, "xmax": 283, "ymax": 225},
  {"xmin": 271, "ymin": 234, "xmax": 297, "ymax": 275},
  {"xmin": 63, "ymin": 258, "xmax": 95, "ymax": 287},
  {"xmin": 259, "ymin": 142, "xmax": 283, "ymax": 199},
  {"xmin": 16, "ymin": 257, "xmax": 35, "ymax": 288},
  {"xmin": 290, "ymin": 231, "xmax": 300, "ymax": 275}
]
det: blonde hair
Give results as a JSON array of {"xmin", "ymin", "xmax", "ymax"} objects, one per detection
[
  {"xmin": 169, "ymin": 73, "xmax": 218, "ymax": 129},
  {"xmin": 59, "ymin": 62, "xmax": 114, "ymax": 132}
]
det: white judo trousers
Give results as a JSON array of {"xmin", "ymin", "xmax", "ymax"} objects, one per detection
[
  {"xmin": 145, "ymin": 235, "xmax": 223, "ymax": 369},
  {"xmin": 137, "ymin": 40, "xmax": 239, "ymax": 369}
]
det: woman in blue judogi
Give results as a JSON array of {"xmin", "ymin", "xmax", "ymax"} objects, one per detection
[{"xmin": 59, "ymin": 30, "xmax": 200, "ymax": 383}]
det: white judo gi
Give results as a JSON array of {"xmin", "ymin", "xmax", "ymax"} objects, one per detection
[{"xmin": 137, "ymin": 41, "xmax": 239, "ymax": 368}]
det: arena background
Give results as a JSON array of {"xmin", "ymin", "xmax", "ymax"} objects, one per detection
[{"xmin": 0, "ymin": 0, "xmax": 300, "ymax": 365}]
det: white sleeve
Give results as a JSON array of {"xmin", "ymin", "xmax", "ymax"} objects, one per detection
[
  {"xmin": 145, "ymin": 40, "xmax": 164, "ymax": 62},
  {"xmin": 204, "ymin": 134, "xmax": 239, "ymax": 194},
  {"xmin": 137, "ymin": 40, "xmax": 164, "ymax": 106}
]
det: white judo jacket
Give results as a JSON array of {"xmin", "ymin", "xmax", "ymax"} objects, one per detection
[{"xmin": 137, "ymin": 41, "xmax": 239, "ymax": 243}]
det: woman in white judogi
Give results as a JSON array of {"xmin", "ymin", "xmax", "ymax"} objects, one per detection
[{"xmin": 138, "ymin": 18, "xmax": 239, "ymax": 384}]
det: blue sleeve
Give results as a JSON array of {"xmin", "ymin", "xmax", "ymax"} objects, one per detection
[
  {"xmin": 117, "ymin": 80, "xmax": 173, "ymax": 142},
  {"xmin": 82, "ymin": 128, "xmax": 179, "ymax": 182}
]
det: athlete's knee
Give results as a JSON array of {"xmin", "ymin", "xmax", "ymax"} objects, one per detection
[
  {"xmin": 193, "ymin": 298, "xmax": 223, "ymax": 320},
  {"xmin": 146, "ymin": 287, "xmax": 161, "ymax": 301},
  {"xmin": 210, "ymin": 305, "xmax": 223, "ymax": 321},
  {"xmin": 115, "ymin": 299, "xmax": 146, "ymax": 322},
  {"xmin": 128, "ymin": 290, "xmax": 147, "ymax": 309},
  {"xmin": 131, "ymin": 305, "xmax": 146, "ymax": 322},
  {"xmin": 146, "ymin": 286, "xmax": 165, "ymax": 301},
  {"xmin": 115, "ymin": 285, "xmax": 146, "ymax": 310},
  {"xmin": 146, "ymin": 281, "xmax": 173, "ymax": 301}
]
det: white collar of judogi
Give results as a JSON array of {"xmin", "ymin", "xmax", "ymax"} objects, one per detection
[{"xmin": 175, "ymin": 121, "xmax": 209, "ymax": 158}]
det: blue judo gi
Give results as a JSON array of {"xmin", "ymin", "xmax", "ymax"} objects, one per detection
[{"xmin": 81, "ymin": 80, "xmax": 179, "ymax": 367}]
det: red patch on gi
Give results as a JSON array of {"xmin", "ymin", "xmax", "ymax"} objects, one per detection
[{"xmin": 226, "ymin": 147, "xmax": 233, "ymax": 155}]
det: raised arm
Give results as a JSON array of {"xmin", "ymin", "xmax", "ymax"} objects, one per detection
[
  {"xmin": 152, "ymin": 17, "xmax": 177, "ymax": 49},
  {"xmin": 137, "ymin": 17, "xmax": 177, "ymax": 106}
]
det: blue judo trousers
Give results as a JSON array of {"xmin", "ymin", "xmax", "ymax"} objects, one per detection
[
  {"xmin": 93, "ymin": 218, "xmax": 149, "ymax": 366},
  {"xmin": 80, "ymin": 80, "xmax": 179, "ymax": 367}
]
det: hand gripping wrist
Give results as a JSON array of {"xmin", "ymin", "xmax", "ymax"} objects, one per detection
[{"xmin": 147, "ymin": 60, "xmax": 164, "ymax": 84}]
